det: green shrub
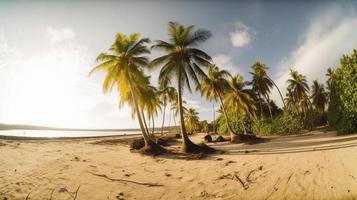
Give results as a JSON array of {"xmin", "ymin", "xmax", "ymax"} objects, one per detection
[
  {"xmin": 215, "ymin": 111, "xmax": 254, "ymax": 135},
  {"xmin": 252, "ymin": 112, "xmax": 304, "ymax": 135},
  {"xmin": 272, "ymin": 112, "xmax": 304, "ymax": 134},
  {"xmin": 328, "ymin": 49, "xmax": 357, "ymax": 134},
  {"xmin": 252, "ymin": 118, "xmax": 272, "ymax": 135}
]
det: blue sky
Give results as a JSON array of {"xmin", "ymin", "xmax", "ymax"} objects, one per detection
[{"xmin": 0, "ymin": 0, "xmax": 356, "ymax": 128}]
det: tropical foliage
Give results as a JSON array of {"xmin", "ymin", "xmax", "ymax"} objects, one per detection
[
  {"xmin": 328, "ymin": 49, "xmax": 357, "ymax": 133},
  {"xmin": 91, "ymin": 23, "xmax": 356, "ymax": 155}
]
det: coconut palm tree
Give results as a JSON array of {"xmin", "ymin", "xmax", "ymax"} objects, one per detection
[
  {"xmin": 224, "ymin": 75, "xmax": 257, "ymax": 121},
  {"xmin": 200, "ymin": 64, "xmax": 236, "ymax": 139},
  {"xmin": 89, "ymin": 33, "xmax": 158, "ymax": 150},
  {"xmin": 311, "ymin": 80, "xmax": 328, "ymax": 113},
  {"xmin": 150, "ymin": 22, "xmax": 212, "ymax": 153},
  {"xmin": 184, "ymin": 108, "xmax": 200, "ymax": 134},
  {"xmin": 325, "ymin": 67, "xmax": 334, "ymax": 103},
  {"xmin": 158, "ymin": 78, "xmax": 177, "ymax": 135},
  {"xmin": 144, "ymin": 86, "xmax": 162, "ymax": 135},
  {"xmin": 286, "ymin": 69, "xmax": 311, "ymax": 114},
  {"xmin": 250, "ymin": 62, "xmax": 274, "ymax": 120},
  {"xmin": 326, "ymin": 67, "xmax": 334, "ymax": 88},
  {"xmin": 171, "ymin": 98, "xmax": 188, "ymax": 120}
]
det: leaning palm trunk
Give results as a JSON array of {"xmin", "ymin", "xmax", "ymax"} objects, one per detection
[
  {"xmin": 152, "ymin": 116, "xmax": 155, "ymax": 135},
  {"xmin": 141, "ymin": 108, "xmax": 150, "ymax": 137},
  {"xmin": 267, "ymin": 75, "xmax": 286, "ymax": 108},
  {"xmin": 128, "ymin": 76, "xmax": 152, "ymax": 146},
  {"xmin": 212, "ymin": 102, "xmax": 216, "ymax": 133},
  {"xmin": 266, "ymin": 96, "xmax": 273, "ymax": 121},
  {"xmin": 161, "ymin": 103, "xmax": 166, "ymax": 135},
  {"xmin": 258, "ymin": 93, "xmax": 264, "ymax": 119},
  {"xmin": 215, "ymin": 89, "xmax": 236, "ymax": 142}
]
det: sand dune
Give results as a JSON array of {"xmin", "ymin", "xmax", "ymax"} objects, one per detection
[{"xmin": 1, "ymin": 130, "xmax": 357, "ymax": 200}]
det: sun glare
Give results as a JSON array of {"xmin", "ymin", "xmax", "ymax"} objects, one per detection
[{"xmin": 1, "ymin": 45, "xmax": 88, "ymax": 128}]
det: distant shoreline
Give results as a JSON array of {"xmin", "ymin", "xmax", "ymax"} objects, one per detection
[
  {"xmin": 0, "ymin": 133, "xmax": 143, "ymax": 140},
  {"xmin": 0, "ymin": 123, "xmax": 178, "ymax": 132}
]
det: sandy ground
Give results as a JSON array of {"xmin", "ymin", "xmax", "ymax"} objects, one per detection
[{"xmin": 1, "ymin": 130, "xmax": 357, "ymax": 200}]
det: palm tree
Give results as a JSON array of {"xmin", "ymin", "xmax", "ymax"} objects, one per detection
[
  {"xmin": 325, "ymin": 67, "xmax": 334, "ymax": 103},
  {"xmin": 143, "ymin": 86, "xmax": 162, "ymax": 136},
  {"xmin": 224, "ymin": 75, "xmax": 257, "ymax": 133},
  {"xmin": 89, "ymin": 33, "xmax": 158, "ymax": 150},
  {"xmin": 250, "ymin": 62, "xmax": 274, "ymax": 120},
  {"xmin": 158, "ymin": 78, "xmax": 177, "ymax": 135},
  {"xmin": 326, "ymin": 67, "xmax": 334, "ymax": 88},
  {"xmin": 200, "ymin": 64, "xmax": 236, "ymax": 140},
  {"xmin": 286, "ymin": 69, "xmax": 311, "ymax": 114},
  {"xmin": 184, "ymin": 108, "xmax": 200, "ymax": 134},
  {"xmin": 150, "ymin": 22, "xmax": 212, "ymax": 153},
  {"xmin": 171, "ymin": 98, "xmax": 188, "ymax": 121},
  {"xmin": 311, "ymin": 80, "xmax": 328, "ymax": 113}
]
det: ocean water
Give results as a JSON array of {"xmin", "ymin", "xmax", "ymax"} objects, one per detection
[{"xmin": 0, "ymin": 129, "xmax": 141, "ymax": 138}]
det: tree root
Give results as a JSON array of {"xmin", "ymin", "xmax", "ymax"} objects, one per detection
[
  {"xmin": 181, "ymin": 142, "xmax": 216, "ymax": 154},
  {"xmin": 138, "ymin": 142, "xmax": 170, "ymax": 155},
  {"xmin": 89, "ymin": 172, "xmax": 164, "ymax": 187}
]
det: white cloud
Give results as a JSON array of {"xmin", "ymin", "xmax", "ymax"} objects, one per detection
[
  {"xmin": 229, "ymin": 22, "xmax": 253, "ymax": 48},
  {"xmin": 272, "ymin": 4, "xmax": 357, "ymax": 107},
  {"xmin": 45, "ymin": 26, "xmax": 76, "ymax": 46},
  {"xmin": 212, "ymin": 54, "xmax": 240, "ymax": 75},
  {"xmin": 0, "ymin": 33, "xmax": 22, "ymax": 70}
]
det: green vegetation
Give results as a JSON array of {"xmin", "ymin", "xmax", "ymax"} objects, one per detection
[
  {"xmin": 327, "ymin": 50, "xmax": 357, "ymax": 134},
  {"xmin": 90, "ymin": 22, "xmax": 356, "ymax": 154}
]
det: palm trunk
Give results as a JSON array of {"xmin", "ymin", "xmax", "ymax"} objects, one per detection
[
  {"xmin": 177, "ymin": 71, "xmax": 198, "ymax": 152},
  {"xmin": 215, "ymin": 89, "xmax": 236, "ymax": 141},
  {"xmin": 212, "ymin": 101, "xmax": 216, "ymax": 133},
  {"xmin": 152, "ymin": 115, "xmax": 155, "ymax": 135},
  {"xmin": 161, "ymin": 103, "xmax": 166, "ymax": 135},
  {"xmin": 127, "ymin": 75, "xmax": 151, "ymax": 146},
  {"xmin": 258, "ymin": 92, "xmax": 264, "ymax": 119},
  {"xmin": 168, "ymin": 107, "xmax": 171, "ymax": 127},
  {"xmin": 267, "ymin": 75, "xmax": 286, "ymax": 108},
  {"xmin": 173, "ymin": 111, "xmax": 176, "ymax": 127},
  {"xmin": 141, "ymin": 108, "xmax": 150, "ymax": 137},
  {"xmin": 266, "ymin": 96, "xmax": 273, "ymax": 121}
]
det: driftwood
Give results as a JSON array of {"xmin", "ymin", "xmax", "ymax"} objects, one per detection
[
  {"xmin": 234, "ymin": 174, "xmax": 249, "ymax": 190},
  {"xmin": 89, "ymin": 172, "xmax": 164, "ymax": 187},
  {"xmin": 58, "ymin": 185, "xmax": 81, "ymax": 200}
]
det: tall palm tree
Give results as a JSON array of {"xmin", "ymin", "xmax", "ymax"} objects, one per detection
[
  {"xmin": 200, "ymin": 64, "xmax": 235, "ymax": 139},
  {"xmin": 325, "ymin": 67, "xmax": 334, "ymax": 103},
  {"xmin": 150, "ymin": 22, "xmax": 212, "ymax": 153},
  {"xmin": 326, "ymin": 67, "xmax": 334, "ymax": 89},
  {"xmin": 89, "ymin": 33, "xmax": 157, "ymax": 149},
  {"xmin": 250, "ymin": 62, "xmax": 274, "ymax": 120},
  {"xmin": 224, "ymin": 75, "xmax": 257, "ymax": 121},
  {"xmin": 311, "ymin": 80, "xmax": 328, "ymax": 113},
  {"xmin": 184, "ymin": 108, "xmax": 200, "ymax": 134},
  {"xmin": 143, "ymin": 86, "xmax": 162, "ymax": 135},
  {"xmin": 171, "ymin": 98, "xmax": 188, "ymax": 120},
  {"xmin": 286, "ymin": 69, "xmax": 311, "ymax": 114},
  {"xmin": 158, "ymin": 78, "xmax": 177, "ymax": 135}
]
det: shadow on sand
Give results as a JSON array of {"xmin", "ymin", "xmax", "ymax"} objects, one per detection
[{"xmin": 213, "ymin": 131, "xmax": 357, "ymax": 155}]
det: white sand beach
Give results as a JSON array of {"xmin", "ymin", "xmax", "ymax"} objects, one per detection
[{"xmin": 1, "ymin": 130, "xmax": 357, "ymax": 200}]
